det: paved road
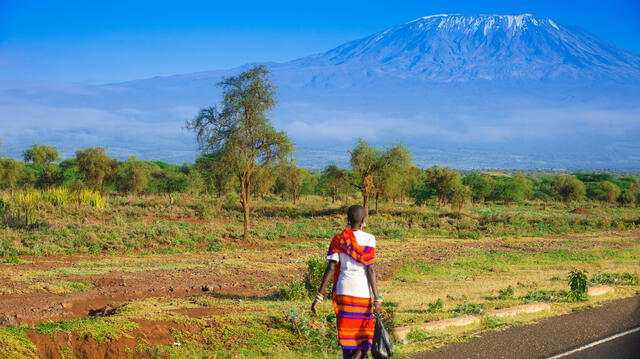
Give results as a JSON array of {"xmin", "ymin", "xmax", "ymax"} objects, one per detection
[
  {"xmin": 413, "ymin": 296, "xmax": 640, "ymax": 359},
  {"xmin": 560, "ymin": 329, "xmax": 640, "ymax": 359}
]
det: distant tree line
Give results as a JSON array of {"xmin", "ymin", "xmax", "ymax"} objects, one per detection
[
  {"xmin": 1, "ymin": 142, "xmax": 638, "ymax": 209},
  {"xmin": 2, "ymin": 65, "xmax": 639, "ymax": 240}
]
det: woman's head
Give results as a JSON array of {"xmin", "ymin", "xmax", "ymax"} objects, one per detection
[{"xmin": 347, "ymin": 205, "xmax": 367, "ymax": 230}]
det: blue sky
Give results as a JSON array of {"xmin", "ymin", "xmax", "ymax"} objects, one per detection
[{"xmin": 1, "ymin": 0, "xmax": 639, "ymax": 87}]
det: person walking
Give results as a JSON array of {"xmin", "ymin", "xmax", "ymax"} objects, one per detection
[{"xmin": 311, "ymin": 205, "xmax": 382, "ymax": 359}]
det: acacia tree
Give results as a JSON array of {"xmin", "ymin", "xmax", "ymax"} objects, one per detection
[
  {"xmin": 23, "ymin": 144, "xmax": 61, "ymax": 188},
  {"xmin": 277, "ymin": 161, "xmax": 307, "ymax": 204},
  {"xmin": 195, "ymin": 153, "xmax": 234, "ymax": 197},
  {"xmin": 187, "ymin": 65, "xmax": 291, "ymax": 240},
  {"xmin": 76, "ymin": 147, "xmax": 113, "ymax": 191},
  {"xmin": 463, "ymin": 173, "xmax": 495, "ymax": 203},
  {"xmin": 23, "ymin": 144, "xmax": 59, "ymax": 166},
  {"xmin": 599, "ymin": 181, "xmax": 620, "ymax": 203},
  {"xmin": 349, "ymin": 140, "xmax": 384, "ymax": 213},
  {"xmin": 0, "ymin": 158, "xmax": 24, "ymax": 194},
  {"xmin": 117, "ymin": 157, "xmax": 151, "ymax": 194},
  {"xmin": 323, "ymin": 164, "xmax": 348, "ymax": 203},
  {"xmin": 349, "ymin": 140, "xmax": 413, "ymax": 213},
  {"xmin": 416, "ymin": 166, "xmax": 460, "ymax": 207},
  {"xmin": 553, "ymin": 175, "xmax": 586, "ymax": 203},
  {"xmin": 372, "ymin": 144, "xmax": 413, "ymax": 211}
]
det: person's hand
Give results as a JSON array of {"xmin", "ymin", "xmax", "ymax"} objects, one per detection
[
  {"xmin": 374, "ymin": 302, "xmax": 382, "ymax": 316},
  {"xmin": 311, "ymin": 299, "xmax": 319, "ymax": 314}
]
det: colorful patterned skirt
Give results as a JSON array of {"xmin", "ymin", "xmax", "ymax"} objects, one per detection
[{"xmin": 333, "ymin": 294, "xmax": 374, "ymax": 357}]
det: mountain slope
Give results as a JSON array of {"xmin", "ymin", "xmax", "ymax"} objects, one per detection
[
  {"xmin": 278, "ymin": 14, "xmax": 640, "ymax": 85},
  {"xmin": 1, "ymin": 14, "xmax": 639, "ymax": 169}
]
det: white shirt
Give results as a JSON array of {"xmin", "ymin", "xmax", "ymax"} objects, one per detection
[{"xmin": 326, "ymin": 230, "xmax": 376, "ymax": 298}]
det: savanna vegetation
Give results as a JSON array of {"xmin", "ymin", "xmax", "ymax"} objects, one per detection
[{"xmin": 0, "ymin": 67, "xmax": 638, "ymax": 358}]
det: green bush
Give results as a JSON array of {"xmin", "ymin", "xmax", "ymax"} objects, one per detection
[
  {"xmin": 567, "ymin": 269, "xmax": 588, "ymax": 302},
  {"xmin": 273, "ymin": 282, "xmax": 308, "ymax": 301},
  {"xmin": 590, "ymin": 272, "xmax": 639, "ymax": 286},
  {"xmin": 520, "ymin": 288, "xmax": 568, "ymax": 303},
  {"xmin": 304, "ymin": 256, "xmax": 328, "ymax": 296},
  {"xmin": 452, "ymin": 302, "xmax": 483, "ymax": 316},
  {"xmin": 497, "ymin": 285, "xmax": 515, "ymax": 299},
  {"xmin": 427, "ymin": 298, "xmax": 444, "ymax": 313}
]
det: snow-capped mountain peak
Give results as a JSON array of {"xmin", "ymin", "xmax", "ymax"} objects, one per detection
[{"xmin": 286, "ymin": 14, "xmax": 640, "ymax": 82}]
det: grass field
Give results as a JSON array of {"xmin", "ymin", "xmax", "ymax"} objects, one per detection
[{"xmin": 0, "ymin": 194, "xmax": 638, "ymax": 358}]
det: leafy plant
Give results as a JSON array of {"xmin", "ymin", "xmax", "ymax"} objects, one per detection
[
  {"xmin": 304, "ymin": 256, "xmax": 328, "ymax": 296},
  {"xmin": 481, "ymin": 316, "xmax": 508, "ymax": 329},
  {"xmin": 274, "ymin": 282, "xmax": 308, "ymax": 301},
  {"xmin": 427, "ymin": 298, "xmax": 444, "ymax": 313},
  {"xmin": 452, "ymin": 302, "xmax": 483, "ymax": 316},
  {"xmin": 590, "ymin": 272, "xmax": 638, "ymax": 286},
  {"xmin": 497, "ymin": 285, "xmax": 515, "ymax": 299},
  {"xmin": 520, "ymin": 289, "xmax": 568, "ymax": 303},
  {"xmin": 567, "ymin": 269, "xmax": 588, "ymax": 302}
]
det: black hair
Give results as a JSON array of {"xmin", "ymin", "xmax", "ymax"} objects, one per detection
[{"xmin": 347, "ymin": 205, "xmax": 367, "ymax": 229}]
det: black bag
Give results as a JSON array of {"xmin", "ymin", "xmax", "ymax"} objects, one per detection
[{"xmin": 371, "ymin": 314, "xmax": 393, "ymax": 359}]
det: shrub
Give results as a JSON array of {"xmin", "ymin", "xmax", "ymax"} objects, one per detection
[
  {"xmin": 274, "ymin": 282, "xmax": 308, "ymax": 301},
  {"xmin": 497, "ymin": 285, "xmax": 515, "ymax": 299},
  {"xmin": 284, "ymin": 308, "xmax": 337, "ymax": 353},
  {"xmin": 590, "ymin": 272, "xmax": 638, "ymax": 286},
  {"xmin": 427, "ymin": 298, "xmax": 444, "ymax": 313},
  {"xmin": 520, "ymin": 289, "xmax": 568, "ymax": 303},
  {"xmin": 304, "ymin": 256, "xmax": 328, "ymax": 296},
  {"xmin": 481, "ymin": 316, "xmax": 509, "ymax": 329},
  {"xmin": 452, "ymin": 302, "xmax": 483, "ymax": 316},
  {"xmin": 567, "ymin": 269, "xmax": 588, "ymax": 302}
]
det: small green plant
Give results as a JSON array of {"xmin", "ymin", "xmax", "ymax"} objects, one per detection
[
  {"xmin": 285, "ymin": 308, "xmax": 337, "ymax": 352},
  {"xmin": 591, "ymin": 272, "xmax": 638, "ymax": 286},
  {"xmin": 497, "ymin": 285, "xmax": 515, "ymax": 299},
  {"xmin": 481, "ymin": 316, "xmax": 507, "ymax": 329},
  {"xmin": 520, "ymin": 289, "xmax": 568, "ymax": 303},
  {"xmin": 452, "ymin": 302, "xmax": 483, "ymax": 316},
  {"xmin": 205, "ymin": 239, "xmax": 222, "ymax": 252},
  {"xmin": 567, "ymin": 269, "xmax": 588, "ymax": 302},
  {"xmin": 427, "ymin": 298, "xmax": 444, "ymax": 313},
  {"xmin": 0, "ymin": 327, "xmax": 37, "ymax": 359},
  {"xmin": 274, "ymin": 281, "xmax": 308, "ymax": 301},
  {"xmin": 406, "ymin": 328, "xmax": 443, "ymax": 343},
  {"xmin": 304, "ymin": 256, "xmax": 328, "ymax": 296}
]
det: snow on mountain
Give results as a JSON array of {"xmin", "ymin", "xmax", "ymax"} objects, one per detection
[
  {"xmin": 280, "ymin": 14, "xmax": 640, "ymax": 83},
  {"xmin": 1, "ymin": 14, "xmax": 639, "ymax": 169}
]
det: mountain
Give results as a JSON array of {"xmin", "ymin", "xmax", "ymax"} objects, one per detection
[
  {"xmin": 1, "ymin": 14, "xmax": 639, "ymax": 169},
  {"xmin": 280, "ymin": 14, "xmax": 640, "ymax": 83}
]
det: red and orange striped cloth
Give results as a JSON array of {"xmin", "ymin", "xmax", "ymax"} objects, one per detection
[{"xmin": 327, "ymin": 229, "xmax": 377, "ymax": 353}]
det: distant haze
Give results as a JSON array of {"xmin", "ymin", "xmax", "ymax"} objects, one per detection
[{"xmin": 1, "ymin": 14, "xmax": 639, "ymax": 169}]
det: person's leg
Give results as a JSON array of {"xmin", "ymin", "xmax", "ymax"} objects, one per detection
[{"xmin": 352, "ymin": 349, "xmax": 364, "ymax": 359}]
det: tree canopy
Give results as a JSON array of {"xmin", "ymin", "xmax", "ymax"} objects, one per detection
[{"xmin": 186, "ymin": 65, "xmax": 291, "ymax": 239}]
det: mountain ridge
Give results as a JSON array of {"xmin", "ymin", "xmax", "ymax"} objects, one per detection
[{"xmin": 1, "ymin": 14, "xmax": 639, "ymax": 169}]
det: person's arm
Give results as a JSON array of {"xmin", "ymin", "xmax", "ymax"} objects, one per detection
[
  {"xmin": 311, "ymin": 260, "xmax": 337, "ymax": 314},
  {"xmin": 366, "ymin": 264, "xmax": 382, "ymax": 315}
]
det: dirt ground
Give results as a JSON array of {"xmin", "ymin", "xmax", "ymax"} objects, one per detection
[{"xmin": 1, "ymin": 229, "xmax": 639, "ymax": 358}]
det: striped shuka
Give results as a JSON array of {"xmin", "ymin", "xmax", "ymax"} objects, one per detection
[{"xmin": 327, "ymin": 229, "xmax": 377, "ymax": 355}]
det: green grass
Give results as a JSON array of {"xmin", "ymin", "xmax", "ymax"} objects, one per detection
[
  {"xmin": 0, "ymin": 327, "xmax": 37, "ymax": 359},
  {"xmin": 1, "ymin": 195, "xmax": 639, "ymax": 257},
  {"xmin": 36, "ymin": 317, "xmax": 139, "ymax": 344}
]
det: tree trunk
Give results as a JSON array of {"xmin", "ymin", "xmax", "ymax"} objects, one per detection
[
  {"xmin": 240, "ymin": 175, "xmax": 251, "ymax": 240},
  {"xmin": 363, "ymin": 193, "xmax": 369, "ymax": 214}
]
